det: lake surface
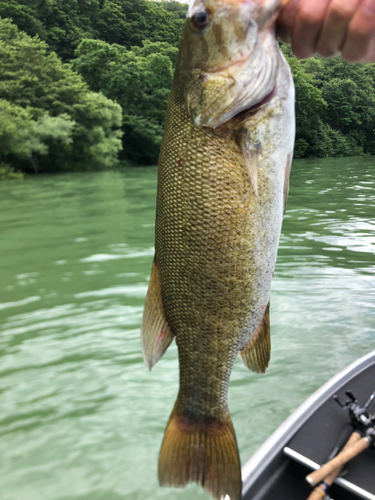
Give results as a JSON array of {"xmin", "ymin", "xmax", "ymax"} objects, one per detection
[{"xmin": 0, "ymin": 157, "xmax": 374, "ymax": 500}]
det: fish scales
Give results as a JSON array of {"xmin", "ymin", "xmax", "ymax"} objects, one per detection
[
  {"xmin": 158, "ymin": 83, "xmax": 262, "ymax": 418},
  {"xmin": 141, "ymin": 0, "xmax": 295, "ymax": 498}
]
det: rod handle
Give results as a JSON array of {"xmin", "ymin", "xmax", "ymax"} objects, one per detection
[
  {"xmin": 306, "ymin": 436, "xmax": 369, "ymax": 488},
  {"xmin": 306, "ymin": 432, "xmax": 362, "ymax": 499}
]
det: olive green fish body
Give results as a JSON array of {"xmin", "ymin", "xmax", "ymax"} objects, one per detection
[
  {"xmin": 141, "ymin": 1, "xmax": 295, "ymax": 498},
  {"xmin": 157, "ymin": 73, "xmax": 289, "ymax": 416}
]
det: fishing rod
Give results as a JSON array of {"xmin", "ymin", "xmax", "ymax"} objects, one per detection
[{"xmin": 305, "ymin": 388, "xmax": 375, "ymax": 497}]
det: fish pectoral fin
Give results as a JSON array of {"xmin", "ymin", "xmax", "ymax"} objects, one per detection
[
  {"xmin": 141, "ymin": 258, "xmax": 174, "ymax": 370},
  {"xmin": 239, "ymin": 302, "xmax": 270, "ymax": 373},
  {"xmin": 241, "ymin": 132, "xmax": 260, "ymax": 196},
  {"xmin": 283, "ymin": 152, "xmax": 293, "ymax": 217}
]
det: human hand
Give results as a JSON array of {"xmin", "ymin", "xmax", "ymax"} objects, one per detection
[{"xmin": 277, "ymin": 0, "xmax": 375, "ymax": 62}]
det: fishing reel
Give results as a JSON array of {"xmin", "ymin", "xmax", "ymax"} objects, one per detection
[
  {"xmin": 333, "ymin": 389, "xmax": 375, "ymax": 430},
  {"xmin": 364, "ymin": 426, "xmax": 375, "ymax": 449}
]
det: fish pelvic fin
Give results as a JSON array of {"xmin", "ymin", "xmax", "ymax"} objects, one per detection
[
  {"xmin": 283, "ymin": 152, "xmax": 293, "ymax": 217},
  {"xmin": 239, "ymin": 302, "xmax": 270, "ymax": 373},
  {"xmin": 158, "ymin": 404, "xmax": 242, "ymax": 500},
  {"xmin": 141, "ymin": 258, "xmax": 174, "ymax": 371},
  {"xmin": 241, "ymin": 131, "xmax": 260, "ymax": 196}
]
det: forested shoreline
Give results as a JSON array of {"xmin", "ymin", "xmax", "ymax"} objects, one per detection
[{"xmin": 0, "ymin": 0, "xmax": 375, "ymax": 179}]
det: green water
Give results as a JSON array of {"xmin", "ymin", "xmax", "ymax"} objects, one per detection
[{"xmin": 0, "ymin": 157, "xmax": 374, "ymax": 500}]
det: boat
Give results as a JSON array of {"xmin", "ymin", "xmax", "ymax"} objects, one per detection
[{"xmin": 241, "ymin": 350, "xmax": 375, "ymax": 500}]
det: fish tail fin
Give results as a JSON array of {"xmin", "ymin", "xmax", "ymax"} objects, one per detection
[{"xmin": 158, "ymin": 404, "xmax": 242, "ymax": 500}]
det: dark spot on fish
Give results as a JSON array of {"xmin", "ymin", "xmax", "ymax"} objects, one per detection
[{"xmin": 177, "ymin": 414, "xmax": 227, "ymax": 435}]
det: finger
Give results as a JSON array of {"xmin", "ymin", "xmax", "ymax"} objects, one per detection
[
  {"xmin": 316, "ymin": 0, "xmax": 362, "ymax": 58},
  {"xmin": 291, "ymin": 0, "xmax": 331, "ymax": 59},
  {"xmin": 277, "ymin": 0, "xmax": 300, "ymax": 43},
  {"xmin": 358, "ymin": 34, "xmax": 375, "ymax": 61},
  {"xmin": 342, "ymin": 0, "xmax": 375, "ymax": 61}
]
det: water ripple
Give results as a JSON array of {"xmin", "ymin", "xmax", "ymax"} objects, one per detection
[{"xmin": 0, "ymin": 161, "xmax": 374, "ymax": 500}]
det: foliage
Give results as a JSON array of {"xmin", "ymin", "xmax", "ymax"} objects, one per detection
[
  {"xmin": 1, "ymin": 0, "xmax": 374, "ymax": 177},
  {"xmin": 73, "ymin": 38, "xmax": 177, "ymax": 164},
  {"xmin": 0, "ymin": 99, "xmax": 74, "ymax": 162},
  {"xmin": 302, "ymin": 57, "xmax": 375, "ymax": 155},
  {"xmin": 0, "ymin": 0, "xmax": 186, "ymax": 61},
  {"xmin": 0, "ymin": 18, "xmax": 123, "ymax": 174},
  {"xmin": 0, "ymin": 162, "xmax": 24, "ymax": 180},
  {"xmin": 72, "ymin": 33, "xmax": 373, "ymax": 164},
  {"xmin": 281, "ymin": 45, "xmax": 327, "ymax": 158},
  {"xmin": 281, "ymin": 43, "xmax": 375, "ymax": 158},
  {"xmin": 160, "ymin": 1, "xmax": 189, "ymax": 19}
]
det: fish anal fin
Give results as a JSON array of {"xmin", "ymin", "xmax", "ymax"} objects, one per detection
[
  {"xmin": 239, "ymin": 302, "xmax": 270, "ymax": 373},
  {"xmin": 241, "ymin": 132, "xmax": 260, "ymax": 196},
  {"xmin": 141, "ymin": 259, "xmax": 174, "ymax": 370},
  {"xmin": 283, "ymin": 152, "xmax": 293, "ymax": 217},
  {"xmin": 159, "ymin": 404, "xmax": 242, "ymax": 500}
]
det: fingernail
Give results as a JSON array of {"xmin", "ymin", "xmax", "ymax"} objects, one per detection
[{"xmin": 362, "ymin": 0, "xmax": 375, "ymax": 15}]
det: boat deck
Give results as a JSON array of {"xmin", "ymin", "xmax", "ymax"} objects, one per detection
[
  {"xmin": 243, "ymin": 357, "xmax": 375, "ymax": 500},
  {"xmin": 287, "ymin": 363, "xmax": 375, "ymax": 496}
]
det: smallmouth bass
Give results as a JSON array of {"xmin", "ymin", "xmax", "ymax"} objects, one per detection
[{"xmin": 141, "ymin": 0, "xmax": 295, "ymax": 498}]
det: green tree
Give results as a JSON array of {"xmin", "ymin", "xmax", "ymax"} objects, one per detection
[
  {"xmin": 0, "ymin": 0, "xmax": 45, "ymax": 39},
  {"xmin": 95, "ymin": 1, "xmax": 130, "ymax": 46},
  {"xmin": 1, "ymin": 1, "xmax": 374, "ymax": 166},
  {"xmin": 73, "ymin": 38, "xmax": 178, "ymax": 164},
  {"xmin": 281, "ymin": 44, "xmax": 328, "ymax": 158},
  {"xmin": 160, "ymin": 1, "xmax": 188, "ymax": 20},
  {"xmin": 281, "ymin": 43, "xmax": 375, "ymax": 157},
  {"xmin": 0, "ymin": 99, "xmax": 74, "ymax": 159},
  {"xmin": 0, "ymin": 18, "xmax": 123, "ymax": 173},
  {"xmin": 303, "ymin": 56, "xmax": 375, "ymax": 155},
  {"xmin": 0, "ymin": 0, "xmax": 100, "ymax": 60},
  {"xmin": 0, "ymin": 0, "xmax": 184, "ymax": 60}
]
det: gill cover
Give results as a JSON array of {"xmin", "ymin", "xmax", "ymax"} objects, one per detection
[{"xmin": 184, "ymin": 0, "xmax": 283, "ymax": 128}]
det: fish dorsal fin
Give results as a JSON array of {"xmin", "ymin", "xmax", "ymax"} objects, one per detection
[
  {"xmin": 283, "ymin": 152, "xmax": 293, "ymax": 216},
  {"xmin": 141, "ymin": 258, "xmax": 174, "ymax": 370},
  {"xmin": 241, "ymin": 132, "xmax": 260, "ymax": 196},
  {"xmin": 239, "ymin": 302, "xmax": 270, "ymax": 373}
]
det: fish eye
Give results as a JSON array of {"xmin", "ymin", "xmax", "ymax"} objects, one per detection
[{"xmin": 191, "ymin": 8, "xmax": 211, "ymax": 31}]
